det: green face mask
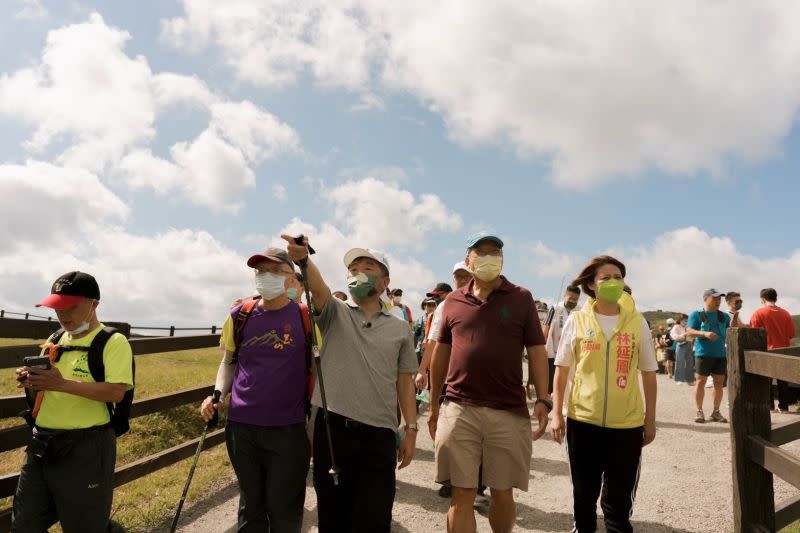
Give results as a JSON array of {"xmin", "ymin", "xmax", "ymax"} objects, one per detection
[
  {"xmin": 596, "ymin": 279, "xmax": 624, "ymax": 303},
  {"xmin": 287, "ymin": 288, "xmax": 299, "ymax": 301},
  {"xmin": 347, "ymin": 273, "xmax": 378, "ymax": 300}
]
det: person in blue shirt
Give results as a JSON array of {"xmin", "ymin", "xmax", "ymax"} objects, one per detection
[{"xmin": 686, "ymin": 289, "xmax": 731, "ymax": 424}]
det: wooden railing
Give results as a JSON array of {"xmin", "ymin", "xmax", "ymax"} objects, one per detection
[
  {"xmin": 0, "ymin": 332, "xmax": 221, "ymax": 532},
  {"xmin": 729, "ymin": 327, "xmax": 800, "ymax": 532}
]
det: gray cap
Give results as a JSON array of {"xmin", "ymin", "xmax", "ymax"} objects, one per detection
[{"xmin": 703, "ymin": 288, "xmax": 725, "ymax": 298}]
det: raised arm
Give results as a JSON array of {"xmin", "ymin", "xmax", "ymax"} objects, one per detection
[{"xmin": 282, "ymin": 234, "xmax": 331, "ymax": 312}]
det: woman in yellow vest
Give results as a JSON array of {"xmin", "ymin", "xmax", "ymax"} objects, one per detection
[{"xmin": 551, "ymin": 255, "xmax": 658, "ymax": 533}]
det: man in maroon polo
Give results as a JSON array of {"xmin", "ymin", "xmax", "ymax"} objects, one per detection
[{"xmin": 429, "ymin": 231, "xmax": 550, "ymax": 533}]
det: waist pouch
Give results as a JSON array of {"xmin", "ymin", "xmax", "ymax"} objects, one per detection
[{"xmin": 28, "ymin": 425, "xmax": 110, "ymax": 463}]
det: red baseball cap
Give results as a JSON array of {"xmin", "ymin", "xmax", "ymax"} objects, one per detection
[{"xmin": 36, "ymin": 271, "xmax": 100, "ymax": 310}]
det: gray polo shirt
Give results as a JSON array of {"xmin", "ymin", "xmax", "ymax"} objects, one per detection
[{"xmin": 312, "ymin": 296, "xmax": 417, "ymax": 430}]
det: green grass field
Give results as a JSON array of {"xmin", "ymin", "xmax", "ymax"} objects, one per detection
[{"xmin": 0, "ymin": 338, "xmax": 234, "ymax": 532}]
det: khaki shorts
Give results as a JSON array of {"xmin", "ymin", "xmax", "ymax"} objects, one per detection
[{"xmin": 435, "ymin": 400, "xmax": 532, "ymax": 491}]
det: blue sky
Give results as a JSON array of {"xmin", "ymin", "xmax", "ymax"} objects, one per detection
[{"xmin": 2, "ymin": 1, "xmax": 799, "ymax": 327}]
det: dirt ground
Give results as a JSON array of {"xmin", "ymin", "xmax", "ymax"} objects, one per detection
[{"xmin": 167, "ymin": 374, "xmax": 800, "ymax": 532}]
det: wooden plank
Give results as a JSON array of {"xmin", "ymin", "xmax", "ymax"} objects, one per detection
[
  {"xmin": 776, "ymin": 494, "xmax": 800, "ymax": 531},
  {"xmin": 0, "ymin": 316, "xmax": 59, "ymax": 339},
  {"xmin": 0, "ymin": 428, "xmax": 225, "ymax": 500},
  {"xmin": 0, "ymin": 318, "xmax": 130, "ymax": 341},
  {"xmin": 0, "ymin": 385, "xmax": 212, "ymax": 453},
  {"xmin": 0, "ymin": 396, "xmax": 27, "ymax": 419},
  {"xmin": 113, "ymin": 428, "xmax": 225, "ymax": 487},
  {"xmin": 769, "ymin": 346, "xmax": 800, "ymax": 357},
  {"xmin": 745, "ymin": 350, "xmax": 800, "ymax": 382},
  {"xmin": 771, "ymin": 418, "xmax": 800, "ymax": 446},
  {"xmin": 728, "ymin": 327, "xmax": 775, "ymax": 533},
  {"xmin": 0, "ymin": 334, "xmax": 219, "ymax": 369},
  {"xmin": 747, "ymin": 435, "xmax": 800, "ymax": 490}
]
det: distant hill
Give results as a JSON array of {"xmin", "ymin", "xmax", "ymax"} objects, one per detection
[{"xmin": 642, "ymin": 310, "xmax": 682, "ymax": 334}]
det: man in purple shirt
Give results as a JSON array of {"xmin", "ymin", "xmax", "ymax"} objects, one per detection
[
  {"xmin": 200, "ymin": 247, "xmax": 310, "ymax": 532},
  {"xmin": 429, "ymin": 231, "xmax": 550, "ymax": 533}
]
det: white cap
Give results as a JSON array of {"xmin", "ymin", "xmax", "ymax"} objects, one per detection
[
  {"xmin": 666, "ymin": 318, "xmax": 676, "ymax": 325},
  {"xmin": 452, "ymin": 261, "xmax": 470, "ymax": 274},
  {"xmin": 343, "ymin": 248, "xmax": 390, "ymax": 273}
]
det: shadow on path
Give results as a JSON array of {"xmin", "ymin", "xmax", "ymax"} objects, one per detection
[
  {"xmin": 531, "ymin": 456, "xmax": 570, "ymax": 476},
  {"xmin": 658, "ymin": 420, "xmax": 730, "ymax": 434}
]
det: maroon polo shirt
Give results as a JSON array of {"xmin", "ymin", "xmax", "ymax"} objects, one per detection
[{"xmin": 437, "ymin": 276, "xmax": 544, "ymax": 417}]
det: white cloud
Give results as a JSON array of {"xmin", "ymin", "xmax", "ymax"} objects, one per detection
[
  {"xmin": 1, "ymin": 13, "xmax": 300, "ymax": 213},
  {"xmin": 161, "ymin": 0, "xmax": 386, "ymax": 93},
  {"xmin": 516, "ymin": 227, "xmax": 800, "ymax": 321},
  {"xmin": 326, "ymin": 177, "xmax": 462, "ymax": 250},
  {"xmin": 0, "ymin": 13, "xmax": 155, "ymax": 172},
  {"xmin": 524, "ymin": 241, "xmax": 580, "ymax": 280},
  {"xmin": 615, "ymin": 227, "xmax": 800, "ymax": 319},
  {"xmin": 272, "ymin": 183, "xmax": 287, "ymax": 203},
  {"xmin": 0, "ymin": 163, "xmax": 251, "ymax": 326},
  {"xmin": 163, "ymin": 1, "xmax": 800, "ymax": 187},
  {"xmin": 14, "ymin": 0, "xmax": 47, "ymax": 20},
  {"xmin": 209, "ymin": 100, "xmax": 300, "ymax": 164},
  {"xmin": 0, "ymin": 161, "xmax": 129, "ymax": 253}
]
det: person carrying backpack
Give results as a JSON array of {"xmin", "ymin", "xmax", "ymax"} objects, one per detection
[
  {"xmin": 200, "ymin": 247, "xmax": 312, "ymax": 533},
  {"xmin": 686, "ymin": 288, "xmax": 731, "ymax": 424},
  {"xmin": 13, "ymin": 271, "xmax": 133, "ymax": 533}
]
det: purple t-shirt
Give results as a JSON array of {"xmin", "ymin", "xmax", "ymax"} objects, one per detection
[{"xmin": 228, "ymin": 300, "xmax": 307, "ymax": 427}]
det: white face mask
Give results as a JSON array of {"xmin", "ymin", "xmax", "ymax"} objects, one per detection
[
  {"xmin": 64, "ymin": 302, "xmax": 94, "ymax": 335},
  {"xmin": 393, "ymin": 296, "xmax": 402, "ymax": 305},
  {"xmin": 255, "ymin": 272, "xmax": 287, "ymax": 300}
]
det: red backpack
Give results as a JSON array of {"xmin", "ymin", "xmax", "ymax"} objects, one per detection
[{"xmin": 230, "ymin": 297, "xmax": 315, "ymax": 413}]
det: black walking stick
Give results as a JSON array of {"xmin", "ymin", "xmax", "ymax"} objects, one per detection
[
  {"xmin": 170, "ymin": 389, "xmax": 221, "ymax": 533},
  {"xmin": 294, "ymin": 235, "xmax": 340, "ymax": 486}
]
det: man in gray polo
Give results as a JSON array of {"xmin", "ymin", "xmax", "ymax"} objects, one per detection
[{"xmin": 281, "ymin": 235, "xmax": 418, "ymax": 533}]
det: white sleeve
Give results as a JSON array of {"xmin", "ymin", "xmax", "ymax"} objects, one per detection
[
  {"xmin": 639, "ymin": 319, "xmax": 659, "ymax": 372},
  {"xmin": 427, "ymin": 302, "xmax": 445, "ymax": 341},
  {"xmin": 214, "ymin": 349, "xmax": 235, "ymax": 399},
  {"xmin": 670, "ymin": 325, "xmax": 686, "ymax": 342},
  {"xmin": 554, "ymin": 314, "xmax": 577, "ymax": 368}
]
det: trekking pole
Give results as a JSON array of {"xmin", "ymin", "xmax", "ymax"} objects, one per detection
[
  {"xmin": 294, "ymin": 235, "xmax": 340, "ymax": 486},
  {"xmin": 170, "ymin": 389, "xmax": 221, "ymax": 533}
]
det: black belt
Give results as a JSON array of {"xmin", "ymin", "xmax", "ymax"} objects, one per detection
[
  {"xmin": 34, "ymin": 423, "xmax": 112, "ymax": 440},
  {"xmin": 325, "ymin": 411, "xmax": 379, "ymax": 431}
]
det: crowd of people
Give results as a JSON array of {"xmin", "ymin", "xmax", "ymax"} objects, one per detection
[
  {"xmin": 9, "ymin": 231, "xmax": 797, "ymax": 533},
  {"xmin": 652, "ymin": 287, "xmax": 796, "ymax": 420}
]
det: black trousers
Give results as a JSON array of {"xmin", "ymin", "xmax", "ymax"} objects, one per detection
[
  {"xmin": 566, "ymin": 418, "xmax": 643, "ymax": 533},
  {"xmin": 313, "ymin": 410, "xmax": 396, "ymax": 533},
  {"xmin": 547, "ymin": 358, "xmax": 556, "ymax": 394},
  {"xmin": 12, "ymin": 426, "xmax": 120, "ymax": 533},
  {"xmin": 225, "ymin": 421, "xmax": 309, "ymax": 533}
]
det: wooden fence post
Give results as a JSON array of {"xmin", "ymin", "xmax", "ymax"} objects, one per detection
[{"xmin": 729, "ymin": 327, "xmax": 774, "ymax": 532}]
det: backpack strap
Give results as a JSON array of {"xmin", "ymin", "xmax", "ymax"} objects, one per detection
[
  {"xmin": 699, "ymin": 311, "xmax": 709, "ymax": 325},
  {"xmin": 230, "ymin": 297, "xmax": 261, "ymax": 365},
  {"xmin": 86, "ymin": 327, "xmax": 119, "ymax": 424},
  {"xmin": 299, "ymin": 303, "xmax": 314, "ymax": 415}
]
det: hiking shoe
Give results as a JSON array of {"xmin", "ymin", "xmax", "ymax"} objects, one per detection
[
  {"xmin": 709, "ymin": 410, "xmax": 728, "ymax": 423},
  {"xmin": 695, "ymin": 410, "xmax": 706, "ymax": 423}
]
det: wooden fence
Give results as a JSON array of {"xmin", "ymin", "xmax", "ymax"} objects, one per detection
[
  {"xmin": 0, "ymin": 325, "xmax": 221, "ymax": 532},
  {"xmin": 729, "ymin": 327, "xmax": 800, "ymax": 532}
]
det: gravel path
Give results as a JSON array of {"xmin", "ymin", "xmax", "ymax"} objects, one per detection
[{"xmin": 168, "ymin": 374, "xmax": 800, "ymax": 532}]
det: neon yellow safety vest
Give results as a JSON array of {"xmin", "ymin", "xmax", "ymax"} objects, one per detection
[{"xmin": 568, "ymin": 292, "xmax": 645, "ymax": 429}]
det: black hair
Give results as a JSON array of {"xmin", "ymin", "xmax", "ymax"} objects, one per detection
[{"xmin": 760, "ymin": 288, "xmax": 778, "ymax": 303}]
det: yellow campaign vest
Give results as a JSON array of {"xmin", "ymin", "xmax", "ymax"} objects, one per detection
[{"xmin": 568, "ymin": 293, "xmax": 645, "ymax": 429}]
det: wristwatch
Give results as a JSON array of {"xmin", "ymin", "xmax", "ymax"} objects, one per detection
[
  {"xmin": 535, "ymin": 399, "xmax": 553, "ymax": 413},
  {"xmin": 404, "ymin": 423, "xmax": 419, "ymax": 432}
]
